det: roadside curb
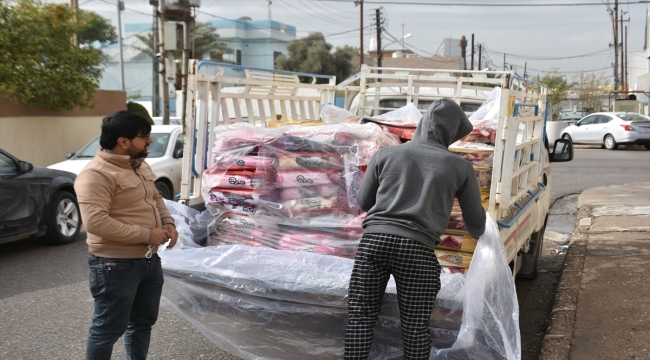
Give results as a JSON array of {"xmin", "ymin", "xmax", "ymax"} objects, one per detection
[{"xmin": 537, "ymin": 204, "xmax": 592, "ymax": 360}]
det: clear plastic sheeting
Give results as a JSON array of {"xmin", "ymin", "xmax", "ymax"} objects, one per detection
[
  {"xmin": 162, "ymin": 199, "xmax": 223, "ymax": 248},
  {"xmin": 432, "ymin": 213, "xmax": 520, "ymax": 360},
  {"xmin": 199, "ymin": 122, "xmax": 401, "ymax": 257},
  {"xmin": 159, "ymin": 214, "xmax": 520, "ymax": 360}
]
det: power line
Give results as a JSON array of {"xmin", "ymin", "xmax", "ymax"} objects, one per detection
[
  {"xmin": 305, "ymin": 0, "xmax": 649, "ymax": 6},
  {"xmin": 484, "ymin": 47, "xmax": 610, "ymax": 60}
]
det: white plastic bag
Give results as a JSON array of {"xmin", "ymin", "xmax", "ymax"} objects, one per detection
[
  {"xmin": 161, "ymin": 199, "xmax": 222, "ymax": 250},
  {"xmin": 373, "ymin": 102, "xmax": 423, "ymax": 124},
  {"xmin": 320, "ymin": 104, "xmax": 359, "ymax": 124},
  {"xmin": 431, "ymin": 213, "xmax": 520, "ymax": 360},
  {"xmin": 468, "ymin": 87, "xmax": 501, "ymax": 123}
]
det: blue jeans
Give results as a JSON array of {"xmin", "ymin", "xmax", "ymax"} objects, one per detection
[{"xmin": 86, "ymin": 254, "xmax": 164, "ymax": 360}]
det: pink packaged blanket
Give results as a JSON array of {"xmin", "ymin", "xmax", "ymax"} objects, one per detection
[
  {"xmin": 282, "ymin": 195, "xmax": 346, "ymax": 213},
  {"xmin": 274, "ymin": 153, "xmax": 343, "ymax": 170},
  {"xmin": 212, "ymin": 154, "xmax": 273, "ymax": 171},
  {"xmin": 204, "ymin": 170, "xmax": 274, "ymax": 190},
  {"xmin": 275, "ymin": 170, "xmax": 343, "ymax": 188},
  {"xmin": 279, "ymin": 185, "xmax": 343, "ymax": 201}
]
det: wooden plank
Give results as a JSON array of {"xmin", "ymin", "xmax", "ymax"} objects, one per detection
[{"xmin": 257, "ymin": 99, "xmax": 267, "ymax": 128}]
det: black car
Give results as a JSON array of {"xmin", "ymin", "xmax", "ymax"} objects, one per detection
[{"xmin": 0, "ymin": 148, "xmax": 81, "ymax": 245}]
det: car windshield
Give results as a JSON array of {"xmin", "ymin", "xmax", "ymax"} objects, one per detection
[
  {"xmin": 74, "ymin": 133, "xmax": 170, "ymax": 159},
  {"xmin": 378, "ymin": 100, "xmax": 480, "ymax": 115},
  {"xmin": 618, "ymin": 114, "xmax": 650, "ymax": 122}
]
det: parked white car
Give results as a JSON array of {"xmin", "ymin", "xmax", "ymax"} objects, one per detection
[
  {"xmin": 559, "ymin": 112, "xmax": 650, "ymax": 150},
  {"xmin": 48, "ymin": 125, "xmax": 184, "ymax": 199}
]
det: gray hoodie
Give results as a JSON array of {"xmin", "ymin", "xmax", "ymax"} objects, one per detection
[{"xmin": 357, "ymin": 98, "xmax": 486, "ymax": 248}]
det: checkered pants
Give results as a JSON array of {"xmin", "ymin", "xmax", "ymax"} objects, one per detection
[{"xmin": 345, "ymin": 233, "xmax": 441, "ymax": 360}]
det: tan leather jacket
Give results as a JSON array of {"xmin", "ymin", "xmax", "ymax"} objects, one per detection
[{"xmin": 75, "ymin": 149, "xmax": 174, "ymax": 258}]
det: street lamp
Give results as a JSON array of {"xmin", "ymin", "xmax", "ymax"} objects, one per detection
[
  {"xmin": 378, "ymin": 33, "xmax": 412, "ymax": 70},
  {"xmin": 382, "ymin": 33, "xmax": 412, "ymax": 52}
]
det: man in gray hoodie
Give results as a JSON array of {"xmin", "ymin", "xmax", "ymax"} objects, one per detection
[{"xmin": 345, "ymin": 98, "xmax": 486, "ymax": 360}]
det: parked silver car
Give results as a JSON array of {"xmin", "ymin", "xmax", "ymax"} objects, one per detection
[
  {"xmin": 559, "ymin": 112, "xmax": 650, "ymax": 150},
  {"xmin": 48, "ymin": 125, "xmax": 184, "ymax": 199}
]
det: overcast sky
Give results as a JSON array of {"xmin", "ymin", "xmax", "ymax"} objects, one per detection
[{"xmin": 75, "ymin": 0, "xmax": 646, "ymax": 82}]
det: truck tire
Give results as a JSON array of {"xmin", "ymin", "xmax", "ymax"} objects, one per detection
[
  {"xmin": 41, "ymin": 191, "xmax": 81, "ymax": 245},
  {"xmin": 517, "ymin": 218, "xmax": 546, "ymax": 279}
]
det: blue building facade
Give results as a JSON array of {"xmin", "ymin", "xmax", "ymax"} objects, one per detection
[
  {"xmin": 208, "ymin": 18, "xmax": 296, "ymax": 69},
  {"xmin": 97, "ymin": 19, "xmax": 295, "ymax": 114}
]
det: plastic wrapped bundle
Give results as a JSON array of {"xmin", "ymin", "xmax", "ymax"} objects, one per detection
[
  {"xmin": 159, "ymin": 214, "xmax": 521, "ymax": 360},
  {"xmin": 202, "ymin": 123, "xmax": 400, "ymax": 258},
  {"xmin": 449, "ymin": 142, "xmax": 495, "ymax": 168},
  {"xmin": 160, "ymin": 245, "xmax": 464, "ymax": 360},
  {"xmin": 459, "ymin": 120, "xmax": 498, "ymax": 145}
]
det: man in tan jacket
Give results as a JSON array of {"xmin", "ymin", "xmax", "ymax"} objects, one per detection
[{"xmin": 75, "ymin": 111, "xmax": 178, "ymax": 360}]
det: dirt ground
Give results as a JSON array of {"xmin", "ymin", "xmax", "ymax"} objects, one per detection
[
  {"xmin": 515, "ymin": 194, "xmax": 579, "ymax": 360},
  {"xmin": 516, "ymin": 239, "xmax": 568, "ymax": 360}
]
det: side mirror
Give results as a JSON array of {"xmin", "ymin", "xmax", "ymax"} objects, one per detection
[
  {"xmin": 574, "ymin": 122, "xmax": 580, "ymax": 126},
  {"xmin": 19, "ymin": 161, "xmax": 34, "ymax": 173},
  {"xmin": 549, "ymin": 139, "xmax": 573, "ymax": 162},
  {"xmin": 173, "ymin": 148, "xmax": 183, "ymax": 159},
  {"xmin": 65, "ymin": 152, "xmax": 76, "ymax": 159}
]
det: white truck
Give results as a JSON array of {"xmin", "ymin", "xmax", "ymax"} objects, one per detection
[{"xmin": 179, "ymin": 61, "xmax": 573, "ymax": 279}]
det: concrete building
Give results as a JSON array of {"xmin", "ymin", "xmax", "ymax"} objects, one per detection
[
  {"xmin": 627, "ymin": 2, "xmax": 649, "ymax": 113},
  {"xmin": 207, "ymin": 18, "xmax": 295, "ymax": 69},
  {"xmin": 97, "ymin": 18, "xmax": 295, "ymax": 115}
]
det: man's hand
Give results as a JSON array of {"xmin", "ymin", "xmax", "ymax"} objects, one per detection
[
  {"xmin": 162, "ymin": 224, "xmax": 179, "ymax": 248},
  {"xmin": 148, "ymin": 228, "xmax": 173, "ymax": 246}
]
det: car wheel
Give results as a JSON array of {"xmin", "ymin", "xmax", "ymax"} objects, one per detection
[
  {"xmin": 562, "ymin": 134, "xmax": 572, "ymax": 142},
  {"xmin": 604, "ymin": 134, "xmax": 618, "ymax": 150},
  {"xmin": 155, "ymin": 181, "xmax": 173, "ymax": 200},
  {"xmin": 42, "ymin": 191, "xmax": 81, "ymax": 245}
]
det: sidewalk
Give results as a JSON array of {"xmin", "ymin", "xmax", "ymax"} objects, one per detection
[{"xmin": 539, "ymin": 183, "xmax": 650, "ymax": 360}]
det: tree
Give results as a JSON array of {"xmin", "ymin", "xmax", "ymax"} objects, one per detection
[
  {"xmin": 131, "ymin": 22, "xmax": 231, "ymax": 60},
  {"xmin": 131, "ymin": 22, "xmax": 232, "ymax": 90},
  {"xmin": 275, "ymin": 33, "xmax": 358, "ymax": 83},
  {"xmin": 571, "ymin": 71, "xmax": 609, "ymax": 113},
  {"xmin": 533, "ymin": 69, "xmax": 572, "ymax": 119},
  {"xmin": 0, "ymin": 0, "xmax": 116, "ymax": 110}
]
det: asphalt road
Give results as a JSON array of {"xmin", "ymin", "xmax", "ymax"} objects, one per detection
[
  {"xmin": 1, "ymin": 146, "xmax": 648, "ymax": 360},
  {"xmin": 515, "ymin": 145, "xmax": 650, "ymax": 360}
]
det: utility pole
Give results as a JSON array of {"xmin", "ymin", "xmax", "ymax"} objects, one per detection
[
  {"xmin": 180, "ymin": 17, "xmax": 193, "ymax": 125},
  {"xmin": 613, "ymin": 0, "xmax": 619, "ymax": 92},
  {"xmin": 152, "ymin": 6, "xmax": 159, "ymax": 117},
  {"xmin": 623, "ymin": 25, "xmax": 630, "ymax": 91},
  {"xmin": 460, "ymin": 36, "xmax": 467, "ymax": 70},
  {"xmin": 470, "ymin": 34, "xmax": 474, "ymax": 70},
  {"xmin": 375, "ymin": 8, "xmax": 382, "ymax": 70},
  {"xmin": 478, "ymin": 44, "xmax": 482, "ymax": 70},
  {"xmin": 503, "ymin": 53, "xmax": 506, "ymax": 71},
  {"xmin": 620, "ymin": 13, "xmax": 624, "ymax": 91},
  {"xmin": 268, "ymin": 0, "xmax": 272, "ymax": 20},
  {"xmin": 117, "ymin": 1, "xmax": 126, "ymax": 91},
  {"xmin": 71, "ymin": 0, "xmax": 78, "ymax": 46},
  {"xmin": 157, "ymin": 0, "xmax": 170, "ymax": 124},
  {"xmin": 356, "ymin": 1, "xmax": 363, "ymax": 66},
  {"xmin": 523, "ymin": 61, "xmax": 527, "ymax": 79}
]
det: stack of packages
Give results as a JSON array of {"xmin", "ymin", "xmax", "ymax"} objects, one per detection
[
  {"xmin": 202, "ymin": 122, "xmax": 401, "ymax": 259},
  {"xmin": 438, "ymin": 119, "xmax": 497, "ymax": 274}
]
